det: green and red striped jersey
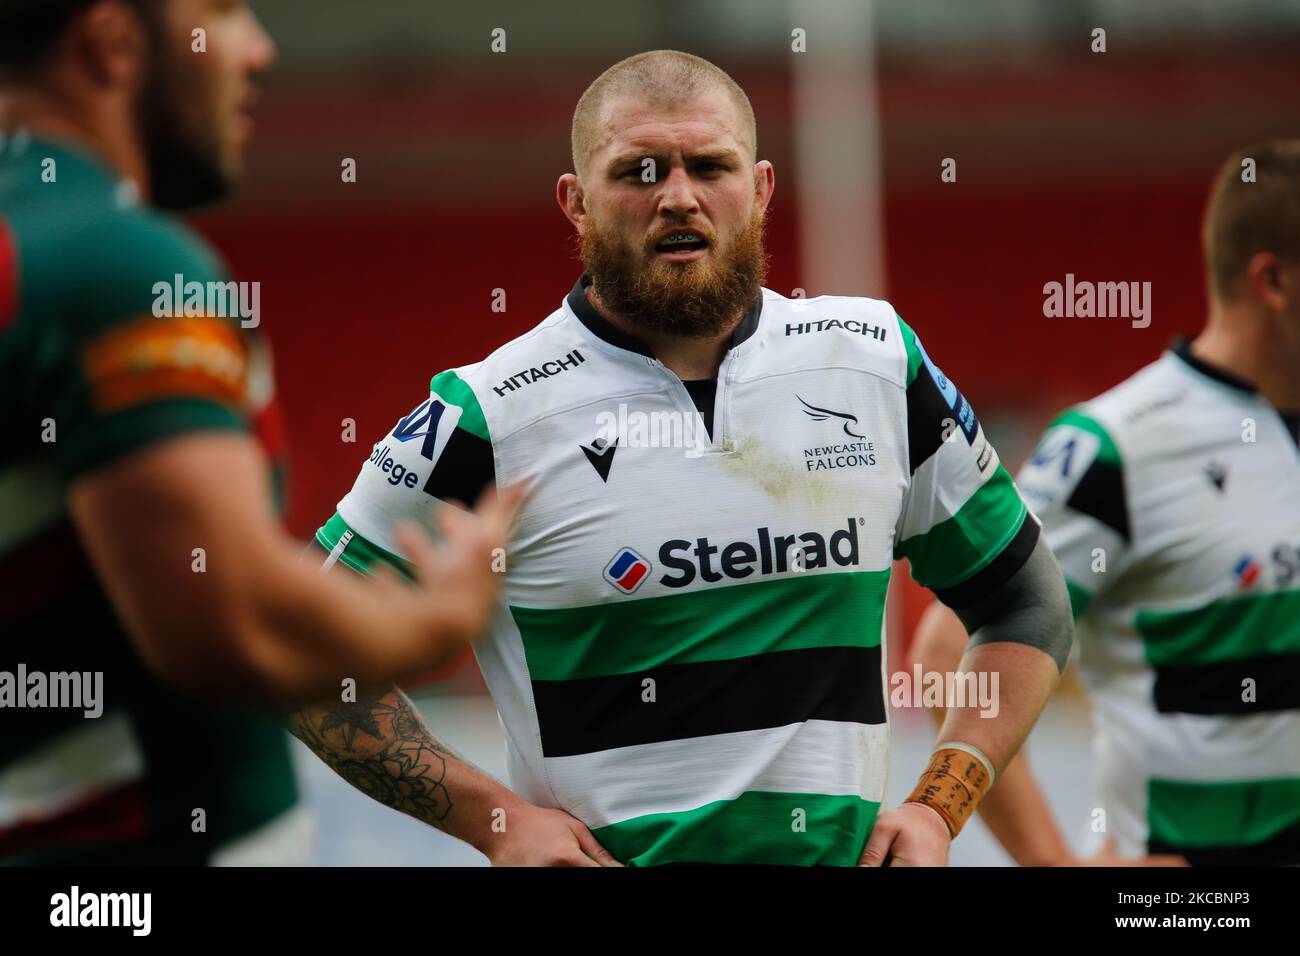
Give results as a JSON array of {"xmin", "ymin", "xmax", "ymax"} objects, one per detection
[{"xmin": 0, "ymin": 135, "xmax": 303, "ymax": 864}]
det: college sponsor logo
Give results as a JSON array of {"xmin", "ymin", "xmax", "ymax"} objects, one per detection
[
  {"xmin": 913, "ymin": 334, "xmax": 979, "ymax": 445},
  {"xmin": 392, "ymin": 394, "xmax": 462, "ymax": 462},
  {"xmin": 659, "ymin": 518, "xmax": 862, "ymax": 588},
  {"xmin": 493, "ymin": 349, "xmax": 585, "ymax": 397},
  {"xmin": 367, "ymin": 443, "xmax": 422, "ymax": 488},
  {"xmin": 80, "ymin": 315, "xmax": 247, "ymax": 413},
  {"xmin": 604, "ymin": 547, "xmax": 652, "ymax": 593},
  {"xmin": 798, "ymin": 396, "xmax": 877, "ymax": 470},
  {"xmin": 784, "ymin": 318, "xmax": 887, "ymax": 341}
]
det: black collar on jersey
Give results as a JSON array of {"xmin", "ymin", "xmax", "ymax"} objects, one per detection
[
  {"xmin": 566, "ymin": 273, "xmax": 762, "ymax": 359},
  {"xmin": 1170, "ymin": 337, "xmax": 1256, "ymax": 395},
  {"xmin": 1171, "ymin": 337, "xmax": 1300, "ymax": 445}
]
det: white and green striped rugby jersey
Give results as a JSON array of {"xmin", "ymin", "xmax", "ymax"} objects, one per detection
[
  {"xmin": 1016, "ymin": 340, "xmax": 1300, "ymax": 865},
  {"xmin": 316, "ymin": 275, "xmax": 1036, "ymax": 866}
]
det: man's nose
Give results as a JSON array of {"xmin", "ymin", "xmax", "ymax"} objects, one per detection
[
  {"xmin": 656, "ymin": 166, "xmax": 700, "ymax": 218},
  {"xmin": 247, "ymin": 10, "xmax": 278, "ymax": 73}
]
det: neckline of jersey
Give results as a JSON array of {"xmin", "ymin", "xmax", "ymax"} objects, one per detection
[
  {"xmin": 565, "ymin": 272, "xmax": 763, "ymax": 361},
  {"xmin": 4, "ymin": 133, "xmax": 118, "ymax": 190},
  {"xmin": 1169, "ymin": 336, "xmax": 1257, "ymax": 397}
]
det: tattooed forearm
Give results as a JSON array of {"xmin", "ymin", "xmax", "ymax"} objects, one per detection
[{"xmin": 288, "ymin": 687, "xmax": 474, "ymax": 831}]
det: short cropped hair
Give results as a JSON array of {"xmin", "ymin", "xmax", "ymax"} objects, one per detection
[
  {"xmin": 1203, "ymin": 140, "xmax": 1300, "ymax": 300},
  {"xmin": 571, "ymin": 50, "xmax": 757, "ymax": 179},
  {"xmin": 0, "ymin": 0, "xmax": 157, "ymax": 83}
]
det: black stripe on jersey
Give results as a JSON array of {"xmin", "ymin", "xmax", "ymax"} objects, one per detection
[
  {"xmin": 1064, "ymin": 457, "xmax": 1130, "ymax": 542},
  {"xmin": 933, "ymin": 513, "xmax": 1041, "ymax": 609},
  {"xmin": 531, "ymin": 645, "xmax": 884, "ymax": 758},
  {"xmin": 1149, "ymin": 822, "xmax": 1300, "ymax": 866},
  {"xmin": 1153, "ymin": 651, "xmax": 1300, "ymax": 716},
  {"xmin": 905, "ymin": 363, "xmax": 954, "ymax": 474},
  {"xmin": 422, "ymin": 427, "xmax": 495, "ymax": 505}
]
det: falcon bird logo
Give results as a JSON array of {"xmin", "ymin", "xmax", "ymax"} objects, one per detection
[{"xmin": 798, "ymin": 396, "xmax": 865, "ymax": 439}]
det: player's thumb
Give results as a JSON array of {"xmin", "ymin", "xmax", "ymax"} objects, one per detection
[
  {"xmin": 573, "ymin": 822, "xmax": 624, "ymax": 867},
  {"xmin": 857, "ymin": 823, "xmax": 896, "ymax": 867}
]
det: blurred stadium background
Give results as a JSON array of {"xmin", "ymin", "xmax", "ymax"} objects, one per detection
[{"xmin": 195, "ymin": 0, "xmax": 1300, "ymax": 864}]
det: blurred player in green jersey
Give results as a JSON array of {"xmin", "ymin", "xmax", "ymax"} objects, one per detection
[{"xmin": 0, "ymin": 0, "xmax": 518, "ymax": 863}]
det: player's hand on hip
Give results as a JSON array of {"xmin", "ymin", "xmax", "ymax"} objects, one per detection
[
  {"xmin": 858, "ymin": 803, "xmax": 951, "ymax": 867},
  {"xmin": 484, "ymin": 803, "xmax": 624, "ymax": 867},
  {"xmin": 388, "ymin": 482, "xmax": 530, "ymax": 644}
]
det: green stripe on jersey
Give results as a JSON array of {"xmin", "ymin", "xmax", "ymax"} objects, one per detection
[
  {"xmin": 1148, "ymin": 777, "xmax": 1300, "ymax": 848},
  {"xmin": 895, "ymin": 465, "xmax": 1027, "ymax": 590},
  {"xmin": 896, "ymin": 313, "xmax": 923, "ymax": 386},
  {"xmin": 1065, "ymin": 578, "xmax": 1094, "ymax": 619},
  {"xmin": 429, "ymin": 370, "xmax": 489, "ymax": 442},
  {"xmin": 592, "ymin": 790, "xmax": 879, "ymax": 866},
  {"xmin": 315, "ymin": 513, "xmax": 414, "ymax": 580},
  {"xmin": 510, "ymin": 568, "xmax": 889, "ymax": 682},
  {"xmin": 1137, "ymin": 590, "xmax": 1300, "ymax": 667},
  {"xmin": 1048, "ymin": 408, "xmax": 1122, "ymax": 468}
]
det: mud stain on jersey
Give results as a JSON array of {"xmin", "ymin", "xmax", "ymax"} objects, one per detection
[{"xmin": 721, "ymin": 430, "xmax": 832, "ymax": 508}]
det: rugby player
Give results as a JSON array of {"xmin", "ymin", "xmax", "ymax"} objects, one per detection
[
  {"xmin": 0, "ymin": 0, "xmax": 517, "ymax": 863},
  {"xmin": 912, "ymin": 141, "xmax": 1300, "ymax": 866},
  {"xmin": 299, "ymin": 50, "xmax": 1074, "ymax": 866}
]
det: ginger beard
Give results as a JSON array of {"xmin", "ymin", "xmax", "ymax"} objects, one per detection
[{"xmin": 581, "ymin": 205, "xmax": 769, "ymax": 339}]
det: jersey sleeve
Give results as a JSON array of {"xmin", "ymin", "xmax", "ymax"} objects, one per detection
[
  {"xmin": 45, "ymin": 212, "xmax": 255, "ymax": 481},
  {"xmin": 1014, "ymin": 408, "xmax": 1131, "ymax": 619},
  {"xmin": 315, "ymin": 369, "xmax": 495, "ymax": 578},
  {"xmin": 893, "ymin": 315, "xmax": 1039, "ymax": 608}
]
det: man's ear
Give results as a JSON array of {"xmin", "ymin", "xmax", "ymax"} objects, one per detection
[
  {"xmin": 753, "ymin": 159, "xmax": 775, "ymax": 214},
  {"xmin": 1245, "ymin": 251, "xmax": 1287, "ymax": 313},
  {"xmin": 557, "ymin": 173, "xmax": 588, "ymax": 230},
  {"xmin": 74, "ymin": 0, "xmax": 150, "ymax": 88}
]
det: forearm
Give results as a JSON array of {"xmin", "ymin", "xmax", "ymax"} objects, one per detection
[
  {"xmin": 240, "ymin": 544, "xmax": 461, "ymax": 699},
  {"xmin": 915, "ymin": 606, "xmax": 1072, "ymax": 863},
  {"xmin": 939, "ymin": 533, "xmax": 1072, "ymax": 771},
  {"xmin": 904, "ymin": 534, "xmax": 1073, "ymax": 840},
  {"xmin": 287, "ymin": 685, "xmax": 525, "ymax": 853},
  {"xmin": 935, "ymin": 641, "xmax": 1059, "ymax": 775}
]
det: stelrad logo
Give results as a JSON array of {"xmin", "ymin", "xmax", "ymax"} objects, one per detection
[
  {"xmin": 658, "ymin": 518, "xmax": 862, "ymax": 588},
  {"xmin": 604, "ymin": 548, "xmax": 652, "ymax": 593}
]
